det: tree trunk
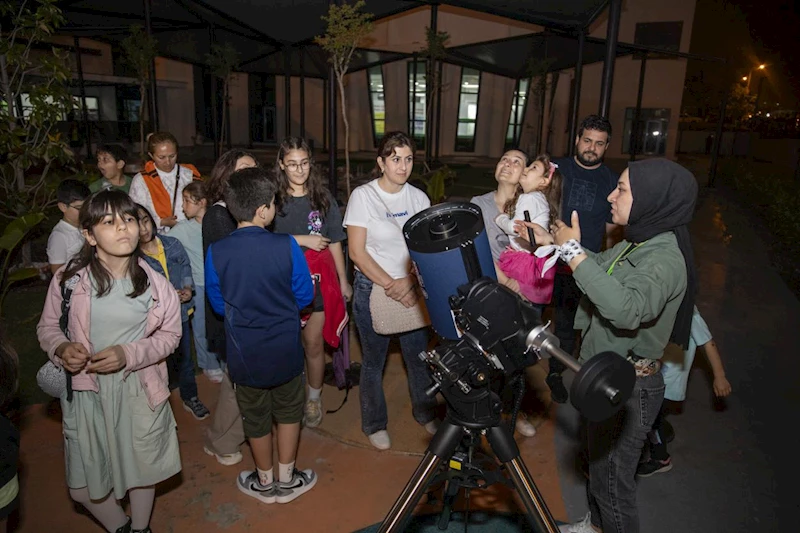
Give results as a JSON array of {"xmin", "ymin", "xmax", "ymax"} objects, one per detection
[
  {"xmin": 337, "ymin": 73, "xmax": 351, "ymax": 198},
  {"xmin": 139, "ymin": 84, "xmax": 147, "ymax": 159}
]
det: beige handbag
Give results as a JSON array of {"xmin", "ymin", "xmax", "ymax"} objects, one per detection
[{"xmin": 365, "ymin": 182, "xmax": 430, "ymax": 335}]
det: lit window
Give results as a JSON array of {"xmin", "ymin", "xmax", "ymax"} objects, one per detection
[
  {"xmin": 506, "ymin": 79, "xmax": 530, "ymax": 150},
  {"xmin": 367, "ymin": 66, "xmax": 386, "ymax": 147},
  {"xmin": 408, "ymin": 60, "xmax": 427, "ymax": 145},
  {"xmin": 623, "ymin": 108, "xmax": 670, "ymax": 156},
  {"xmin": 455, "ymin": 68, "xmax": 480, "ymax": 152}
]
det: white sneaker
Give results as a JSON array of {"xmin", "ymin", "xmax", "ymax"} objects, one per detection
[
  {"xmin": 204, "ymin": 446, "xmax": 243, "ymax": 466},
  {"xmin": 275, "ymin": 468, "xmax": 317, "ymax": 504},
  {"xmin": 515, "ymin": 414, "xmax": 537, "ymax": 437},
  {"xmin": 303, "ymin": 398, "xmax": 323, "ymax": 428},
  {"xmin": 559, "ymin": 513, "xmax": 596, "ymax": 533},
  {"xmin": 424, "ymin": 419, "xmax": 439, "ymax": 436},
  {"xmin": 368, "ymin": 430, "xmax": 391, "ymax": 450},
  {"xmin": 203, "ymin": 369, "xmax": 224, "ymax": 384}
]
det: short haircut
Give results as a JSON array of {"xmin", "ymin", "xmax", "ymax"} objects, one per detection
[
  {"xmin": 57, "ymin": 179, "xmax": 91, "ymax": 205},
  {"xmin": 224, "ymin": 167, "xmax": 278, "ymax": 223},
  {"xmin": 578, "ymin": 114, "xmax": 613, "ymax": 140},
  {"xmin": 96, "ymin": 144, "xmax": 127, "ymax": 163},
  {"xmin": 182, "ymin": 181, "xmax": 206, "ymax": 202}
]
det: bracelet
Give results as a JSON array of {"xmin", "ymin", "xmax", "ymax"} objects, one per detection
[{"xmin": 560, "ymin": 239, "xmax": 585, "ymax": 264}]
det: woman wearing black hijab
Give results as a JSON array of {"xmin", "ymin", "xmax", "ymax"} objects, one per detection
[{"xmin": 544, "ymin": 158, "xmax": 698, "ymax": 533}]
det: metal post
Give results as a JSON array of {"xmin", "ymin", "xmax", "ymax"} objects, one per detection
[
  {"xmin": 708, "ymin": 90, "xmax": 728, "ymax": 187},
  {"xmin": 425, "ymin": 4, "xmax": 438, "ymax": 167},
  {"xmin": 630, "ymin": 54, "xmax": 647, "ymax": 161},
  {"xmin": 327, "ymin": 67, "xmax": 338, "ymax": 198},
  {"xmin": 143, "ymin": 0, "xmax": 159, "ymax": 131},
  {"xmin": 300, "ymin": 48, "xmax": 306, "ymax": 139},
  {"xmin": 73, "ymin": 36, "xmax": 92, "ymax": 158},
  {"xmin": 567, "ymin": 31, "xmax": 585, "ymax": 156},
  {"xmin": 208, "ymin": 25, "xmax": 220, "ymax": 159},
  {"xmin": 753, "ymin": 76, "xmax": 766, "ymax": 115},
  {"xmin": 284, "ymin": 46, "xmax": 292, "ymax": 138},
  {"xmin": 411, "ymin": 53, "xmax": 418, "ymax": 141},
  {"xmin": 598, "ymin": 0, "xmax": 622, "ymax": 118},
  {"xmin": 435, "ymin": 56, "xmax": 443, "ymax": 160}
]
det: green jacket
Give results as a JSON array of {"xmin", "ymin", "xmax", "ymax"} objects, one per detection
[{"xmin": 572, "ymin": 232, "xmax": 687, "ymax": 363}]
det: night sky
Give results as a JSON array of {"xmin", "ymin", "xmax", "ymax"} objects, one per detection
[{"xmin": 687, "ymin": 0, "xmax": 799, "ymax": 109}]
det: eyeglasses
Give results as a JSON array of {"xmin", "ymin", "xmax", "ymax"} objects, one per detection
[{"xmin": 284, "ymin": 160, "xmax": 311, "ymax": 172}]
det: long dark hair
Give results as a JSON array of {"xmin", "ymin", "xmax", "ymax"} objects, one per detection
[
  {"xmin": 504, "ymin": 153, "xmax": 562, "ymax": 226},
  {"xmin": 62, "ymin": 190, "xmax": 149, "ymax": 298},
  {"xmin": 274, "ymin": 137, "xmax": 329, "ymax": 216},
  {"xmin": 134, "ymin": 203, "xmax": 157, "ymax": 245},
  {"xmin": 370, "ymin": 131, "xmax": 416, "ymax": 179},
  {"xmin": 205, "ymin": 149, "xmax": 258, "ymax": 204}
]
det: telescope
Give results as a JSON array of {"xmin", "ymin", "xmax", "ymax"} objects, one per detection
[{"xmin": 377, "ymin": 202, "xmax": 635, "ymax": 533}]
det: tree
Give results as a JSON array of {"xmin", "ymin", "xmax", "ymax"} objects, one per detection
[
  {"xmin": 0, "ymin": 0, "xmax": 75, "ymax": 217},
  {"xmin": 316, "ymin": 0, "xmax": 373, "ymax": 198},
  {"xmin": 418, "ymin": 26, "xmax": 449, "ymax": 169},
  {"xmin": 525, "ymin": 57, "xmax": 555, "ymax": 154},
  {"xmin": 206, "ymin": 42, "xmax": 240, "ymax": 155},
  {"xmin": 726, "ymin": 83, "xmax": 756, "ymax": 126},
  {"xmin": 121, "ymin": 25, "xmax": 158, "ymax": 159}
]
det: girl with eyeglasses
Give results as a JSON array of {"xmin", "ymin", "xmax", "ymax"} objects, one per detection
[{"xmin": 271, "ymin": 137, "xmax": 351, "ymax": 428}]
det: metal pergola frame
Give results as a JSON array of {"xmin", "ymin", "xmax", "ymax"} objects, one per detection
[{"xmin": 52, "ymin": 0, "xmax": 725, "ymax": 196}]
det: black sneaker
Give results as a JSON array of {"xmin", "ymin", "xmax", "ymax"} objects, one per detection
[
  {"xmin": 637, "ymin": 457, "xmax": 672, "ymax": 477},
  {"xmin": 546, "ymin": 373, "xmax": 569, "ymax": 404},
  {"xmin": 276, "ymin": 468, "xmax": 318, "ymax": 504},
  {"xmin": 237, "ymin": 471, "xmax": 278, "ymax": 504},
  {"xmin": 183, "ymin": 397, "xmax": 210, "ymax": 420}
]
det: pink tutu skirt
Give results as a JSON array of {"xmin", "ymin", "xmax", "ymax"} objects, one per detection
[{"xmin": 497, "ymin": 248, "xmax": 556, "ymax": 304}]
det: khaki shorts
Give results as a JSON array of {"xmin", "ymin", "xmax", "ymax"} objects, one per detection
[{"xmin": 234, "ymin": 375, "xmax": 304, "ymax": 438}]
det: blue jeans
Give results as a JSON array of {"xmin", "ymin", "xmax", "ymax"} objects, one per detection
[
  {"xmin": 587, "ymin": 372, "xmax": 665, "ymax": 533},
  {"xmin": 352, "ymin": 271, "xmax": 437, "ymax": 436},
  {"xmin": 191, "ymin": 285, "xmax": 221, "ymax": 371},
  {"xmin": 177, "ymin": 320, "xmax": 199, "ymax": 402}
]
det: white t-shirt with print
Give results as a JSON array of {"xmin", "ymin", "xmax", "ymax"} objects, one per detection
[
  {"xmin": 46, "ymin": 220, "xmax": 84, "ymax": 266},
  {"xmin": 343, "ymin": 179, "xmax": 430, "ymax": 279}
]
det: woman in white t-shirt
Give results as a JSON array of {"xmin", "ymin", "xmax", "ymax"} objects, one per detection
[{"xmin": 343, "ymin": 131, "xmax": 438, "ymax": 451}]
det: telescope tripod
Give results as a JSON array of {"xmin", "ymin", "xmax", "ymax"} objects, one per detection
[{"xmin": 377, "ymin": 418, "xmax": 561, "ymax": 533}]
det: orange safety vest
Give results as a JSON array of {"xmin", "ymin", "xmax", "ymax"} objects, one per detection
[{"xmin": 141, "ymin": 160, "xmax": 202, "ymax": 220}]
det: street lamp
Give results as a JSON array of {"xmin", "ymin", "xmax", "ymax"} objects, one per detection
[{"xmin": 746, "ymin": 64, "xmax": 766, "ymax": 93}]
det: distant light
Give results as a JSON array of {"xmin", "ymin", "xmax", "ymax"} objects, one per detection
[
  {"xmin": 742, "ymin": 76, "xmax": 748, "ymax": 81},
  {"xmin": 766, "ymin": 113, "xmax": 771, "ymax": 117},
  {"xmin": 758, "ymin": 64, "xmax": 766, "ymax": 69},
  {"xmin": 652, "ymin": 131, "xmax": 661, "ymax": 136}
]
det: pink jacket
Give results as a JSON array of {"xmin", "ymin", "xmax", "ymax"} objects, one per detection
[{"xmin": 37, "ymin": 259, "xmax": 182, "ymax": 410}]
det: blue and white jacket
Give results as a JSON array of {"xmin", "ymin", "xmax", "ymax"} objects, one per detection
[{"xmin": 205, "ymin": 226, "xmax": 313, "ymax": 388}]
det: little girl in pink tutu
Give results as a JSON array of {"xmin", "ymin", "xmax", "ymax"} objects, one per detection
[{"xmin": 495, "ymin": 153, "xmax": 562, "ymax": 304}]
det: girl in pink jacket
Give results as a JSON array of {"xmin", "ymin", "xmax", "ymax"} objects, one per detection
[{"xmin": 37, "ymin": 190, "xmax": 182, "ymax": 533}]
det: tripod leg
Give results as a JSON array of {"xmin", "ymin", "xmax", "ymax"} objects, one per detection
[
  {"xmin": 486, "ymin": 425, "xmax": 561, "ymax": 533},
  {"xmin": 378, "ymin": 421, "xmax": 466, "ymax": 533}
]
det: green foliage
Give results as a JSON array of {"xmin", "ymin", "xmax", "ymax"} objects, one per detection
[
  {"xmin": 419, "ymin": 26, "xmax": 449, "ymax": 62},
  {"xmin": 413, "ymin": 165, "xmax": 456, "ymax": 204},
  {"xmin": 726, "ymin": 83, "xmax": 756, "ymax": 125},
  {"xmin": 0, "ymin": 212, "xmax": 46, "ymax": 312},
  {"xmin": 206, "ymin": 42, "xmax": 240, "ymax": 151},
  {"xmin": 315, "ymin": 0, "xmax": 374, "ymax": 74},
  {"xmin": 121, "ymin": 25, "xmax": 158, "ymax": 158},
  {"xmin": 316, "ymin": 0, "xmax": 374, "ymax": 198},
  {"xmin": 0, "ymin": 0, "xmax": 75, "ymax": 219}
]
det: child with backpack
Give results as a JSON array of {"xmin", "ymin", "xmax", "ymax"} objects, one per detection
[{"xmin": 37, "ymin": 190, "xmax": 182, "ymax": 533}]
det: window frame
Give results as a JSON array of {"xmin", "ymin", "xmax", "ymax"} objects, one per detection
[
  {"xmin": 407, "ymin": 59, "xmax": 427, "ymax": 147},
  {"xmin": 622, "ymin": 107, "xmax": 671, "ymax": 156},
  {"xmin": 505, "ymin": 78, "xmax": 530, "ymax": 151},
  {"xmin": 366, "ymin": 65, "xmax": 386, "ymax": 148},
  {"xmin": 455, "ymin": 67, "xmax": 481, "ymax": 153}
]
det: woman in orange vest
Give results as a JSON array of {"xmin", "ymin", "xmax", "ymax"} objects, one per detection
[{"xmin": 129, "ymin": 132, "xmax": 202, "ymax": 233}]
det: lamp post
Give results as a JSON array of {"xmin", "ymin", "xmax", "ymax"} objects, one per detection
[{"xmin": 745, "ymin": 63, "xmax": 766, "ymax": 94}]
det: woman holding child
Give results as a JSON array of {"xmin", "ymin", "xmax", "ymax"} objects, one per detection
[{"xmin": 343, "ymin": 131, "xmax": 438, "ymax": 451}]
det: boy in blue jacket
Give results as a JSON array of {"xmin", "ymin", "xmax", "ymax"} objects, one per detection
[{"xmin": 205, "ymin": 166, "xmax": 315, "ymax": 505}]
